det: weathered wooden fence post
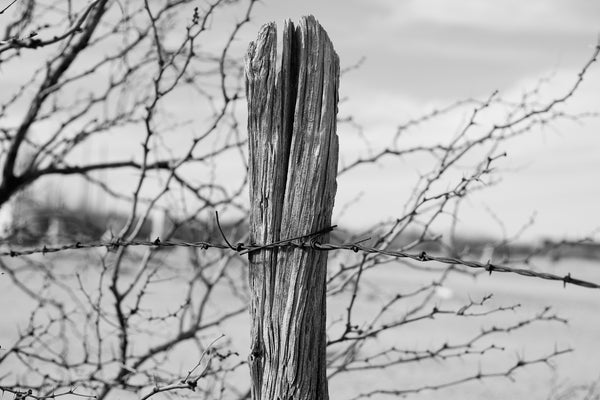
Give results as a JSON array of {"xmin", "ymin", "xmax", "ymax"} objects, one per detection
[{"xmin": 245, "ymin": 15, "xmax": 339, "ymax": 400}]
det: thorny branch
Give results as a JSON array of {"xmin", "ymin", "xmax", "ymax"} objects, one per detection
[{"xmin": 350, "ymin": 348, "xmax": 573, "ymax": 399}]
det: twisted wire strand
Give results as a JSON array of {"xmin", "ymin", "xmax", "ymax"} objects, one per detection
[{"xmin": 1, "ymin": 230, "xmax": 598, "ymax": 290}]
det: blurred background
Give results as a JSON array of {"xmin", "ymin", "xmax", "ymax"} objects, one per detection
[{"xmin": 2, "ymin": 0, "xmax": 599, "ymax": 242}]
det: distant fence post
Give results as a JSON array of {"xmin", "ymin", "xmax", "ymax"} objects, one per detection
[{"xmin": 245, "ymin": 15, "xmax": 339, "ymax": 400}]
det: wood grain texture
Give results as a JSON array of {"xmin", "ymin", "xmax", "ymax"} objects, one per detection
[{"xmin": 245, "ymin": 15, "xmax": 339, "ymax": 400}]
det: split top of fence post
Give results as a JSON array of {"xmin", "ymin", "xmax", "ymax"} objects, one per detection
[{"xmin": 245, "ymin": 15, "xmax": 339, "ymax": 400}]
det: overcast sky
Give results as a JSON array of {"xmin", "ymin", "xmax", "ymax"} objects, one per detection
[
  {"xmin": 241, "ymin": 0, "xmax": 600, "ymax": 241},
  {"xmin": 2, "ymin": 0, "xmax": 599, "ymax": 242}
]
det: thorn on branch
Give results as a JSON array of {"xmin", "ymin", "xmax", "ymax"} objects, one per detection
[
  {"xmin": 192, "ymin": 7, "xmax": 200, "ymax": 24},
  {"xmin": 186, "ymin": 379, "xmax": 197, "ymax": 391}
]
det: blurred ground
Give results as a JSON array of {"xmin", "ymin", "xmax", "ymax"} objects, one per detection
[{"xmin": 0, "ymin": 250, "xmax": 598, "ymax": 400}]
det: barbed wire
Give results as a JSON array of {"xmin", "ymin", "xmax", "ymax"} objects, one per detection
[{"xmin": 2, "ymin": 225, "xmax": 599, "ymax": 290}]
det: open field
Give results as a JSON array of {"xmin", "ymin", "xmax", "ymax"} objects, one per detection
[
  {"xmin": 327, "ymin": 257, "xmax": 600, "ymax": 399},
  {"xmin": 1, "ymin": 248, "xmax": 599, "ymax": 400}
]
